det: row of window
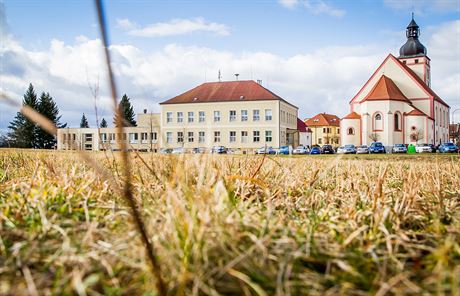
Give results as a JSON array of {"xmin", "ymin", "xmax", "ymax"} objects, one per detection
[
  {"xmin": 280, "ymin": 110, "xmax": 296, "ymax": 125},
  {"xmin": 165, "ymin": 130, "xmax": 273, "ymax": 144},
  {"xmin": 322, "ymin": 127, "xmax": 339, "ymax": 133},
  {"xmin": 435, "ymin": 106, "xmax": 448, "ymax": 128},
  {"xmin": 62, "ymin": 132, "xmax": 158, "ymax": 143},
  {"xmin": 166, "ymin": 109, "xmax": 273, "ymax": 123}
]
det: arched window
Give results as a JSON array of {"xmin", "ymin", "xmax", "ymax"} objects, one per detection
[
  {"xmin": 394, "ymin": 112, "xmax": 401, "ymax": 131},
  {"xmin": 347, "ymin": 127, "xmax": 354, "ymax": 135},
  {"xmin": 373, "ymin": 113, "xmax": 383, "ymax": 131}
]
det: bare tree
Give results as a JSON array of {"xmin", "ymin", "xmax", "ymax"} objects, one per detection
[
  {"xmin": 369, "ymin": 132, "xmax": 380, "ymax": 142},
  {"xmin": 410, "ymin": 128, "xmax": 424, "ymax": 144}
]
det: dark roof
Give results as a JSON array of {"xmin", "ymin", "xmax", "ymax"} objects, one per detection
[
  {"xmin": 399, "ymin": 16, "xmax": 427, "ymax": 58},
  {"xmin": 160, "ymin": 80, "xmax": 296, "ymax": 108},
  {"xmin": 297, "ymin": 118, "xmax": 311, "ymax": 132},
  {"xmin": 305, "ymin": 113, "xmax": 340, "ymax": 127},
  {"xmin": 360, "ymin": 75, "xmax": 411, "ymax": 103}
]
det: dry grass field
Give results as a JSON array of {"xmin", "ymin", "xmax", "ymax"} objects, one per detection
[{"xmin": 0, "ymin": 149, "xmax": 459, "ymax": 295}]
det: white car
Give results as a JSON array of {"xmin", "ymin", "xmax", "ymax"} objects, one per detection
[
  {"xmin": 172, "ymin": 147, "xmax": 186, "ymax": 154},
  {"xmin": 292, "ymin": 146, "xmax": 309, "ymax": 155},
  {"xmin": 337, "ymin": 144, "xmax": 357, "ymax": 154},
  {"xmin": 415, "ymin": 144, "xmax": 432, "ymax": 153},
  {"xmin": 356, "ymin": 145, "xmax": 369, "ymax": 154}
]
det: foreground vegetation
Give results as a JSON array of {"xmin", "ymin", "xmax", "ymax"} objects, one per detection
[{"xmin": 0, "ymin": 150, "xmax": 459, "ymax": 295}]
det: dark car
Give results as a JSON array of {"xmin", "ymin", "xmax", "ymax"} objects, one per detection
[
  {"xmin": 321, "ymin": 145, "xmax": 335, "ymax": 154},
  {"xmin": 438, "ymin": 142, "xmax": 459, "ymax": 153},
  {"xmin": 428, "ymin": 144, "xmax": 437, "ymax": 153},
  {"xmin": 310, "ymin": 147, "xmax": 321, "ymax": 155},
  {"xmin": 369, "ymin": 142, "xmax": 386, "ymax": 154}
]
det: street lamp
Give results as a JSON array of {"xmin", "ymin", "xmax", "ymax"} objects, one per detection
[{"xmin": 452, "ymin": 108, "xmax": 460, "ymax": 124}]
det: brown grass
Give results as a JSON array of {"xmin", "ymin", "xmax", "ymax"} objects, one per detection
[{"xmin": 1, "ymin": 150, "xmax": 459, "ymax": 295}]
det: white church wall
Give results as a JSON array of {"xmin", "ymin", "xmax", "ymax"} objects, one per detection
[
  {"xmin": 405, "ymin": 116, "xmax": 426, "ymax": 144},
  {"xmin": 340, "ymin": 119, "xmax": 360, "ymax": 146},
  {"xmin": 434, "ymin": 101, "xmax": 449, "ymax": 144}
]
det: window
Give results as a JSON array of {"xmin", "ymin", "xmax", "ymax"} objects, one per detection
[
  {"xmin": 166, "ymin": 112, "xmax": 173, "ymax": 123},
  {"xmin": 241, "ymin": 110, "xmax": 248, "ymax": 121},
  {"xmin": 214, "ymin": 131, "xmax": 221, "ymax": 142},
  {"xmin": 129, "ymin": 133, "xmax": 138, "ymax": 143},
  {"xmin": 337, "ymin": 128, "xmax": 340, "ymax": 133},
  {"xmin": 323, "ymin": 127, "xmax": 326, "ymax": 133},
  {"xmin": 253, "ymin": 131, "xmax": 260, "ymax": 142},
  {"xmin": 166, "ymin": 132, "xmax": 172, "ymax": 143},
  {"xmin": 229, "ymin": 110, "xmax": 236, "ymax": 122},
  {"xmin": 241, "ymin": 131, "xmax": 248, "ymax": 143},
  {"xmin": 199, "ymin": 111, "xmax": 205, "ymax": 122},
  {"xmin": 188, "ymin": 132, "xmax": 194, "ymax": 142},
  {"xmin": 347, "ymin": 128, "xmax": 354, "ymax": 135},
  {"xmin": 199, "ymin": 131, "xmax": 205, "ymax": 143},
  {"xmin": 265, "ymin": 130, "xmax": 272, "ymax": 142},
  {"xmin": 85, "ymin": 134, "xmax": 93, "ymax": 141},
  {"xmin": 141, "ymin": 132, "xmax": 148, "ymax": 142},
  {"xmin": 177, "ymin": 132, "xmax": 184, "ymax": 143},
  {"xmin": 214, "ymin": 111, "xmax": 220, "ymax": 122},
  {"xmin": 100, "ymin": 133, "xmax": 107, "ymax": 142},
  {"xmin": 265, "ymin": 109, "xmax": 272, "ymax": 121},
  {"xmin": 150, "ymin": 132, "xmax": 157, "ymax": 142},
  {"xmin": 318, "ymin": 138, "xmax": 322, "ymax": 144},
  {"xmin": 229, "ymin": 131, "xmax": 236, "ymax": 142},
  {"xmin": 253, "ymin": 110, "xmax": 260, "ymax": 121},
  {"xmin": 374, "ymin": 113, "xmax": 383, "ymax": 131},
  {"xmin": 177, "ymin": 112, "xmax": 183, "ymax": 123},
  {"xmin": 109, "ymin": 133, "xmax": 115, "ymax": 142},
  {"xmin": 188, "ymin": 111, "xmax": 194, "ymax": 123},
  {"xmin": 394, "ymin": 112, "xmax": 401, "ymax": 131},
  {"xmin": 414, "ymin": 59, "xmax": 419, "ymax": 64}
]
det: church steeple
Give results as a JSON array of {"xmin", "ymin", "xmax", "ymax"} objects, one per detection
[{"xmin": 399, "ymin": 15, "xmax": 427, "ymax": 58}]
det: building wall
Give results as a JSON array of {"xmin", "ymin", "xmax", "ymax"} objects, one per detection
[
  {"xmin": 434, "ymin": 101, "xmax": 450, "ymax": 144},
  {"xmin": 340, "ymin": 119, "xmax": 360, "ymax": 146},
  {"xmin": 310, "ymin": 125, "xmax": 340, "ymax": 146},
  {"xmin": 160, "ymin": 100, "xmax": 298, "ymax": 150},
  {"xmin": 299, "ymin": 132, "xmax": 312, "ymax": 147}
]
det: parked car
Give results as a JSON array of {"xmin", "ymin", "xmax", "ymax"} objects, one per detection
[
  {"xmin": 415, "ymin": 143, "xmax": 432, "ymax": 153},
  {"xmin": 356, "ymin": 145, "xmax": 369, "ymax": 154},
  {"xmin": 278, "ymin": 146, "xmax": 290, "ymax": 155},
  {"xmin": 172, "ymin": 147, "xmax": 186, "ymax": 154},
  {"xmin": 438, "ymin": 142, "xmax": 459, "ymax": 153},
  {"xmin": 310, "ymin": 146, "xmax": 321, "ymax": 155},
  {"xmin": 392, "ymin": 144, "xmax": 407, "ymax": 153},
  {"xmin": 211, "ymin": 146, "xmax": 227, "ymax": 154},
  {"xmin": 429, "ymin": 144, "xmax": 438, "ymax": 153},
  {"xmin": 337, "ymin": 144, "xmax": 357, "ymax": 154},
  {"xmin": 159, "ymin": 148, "xmax": 172, "ymax": 154},
  {"xmin": 369, "ymin": 142, "xmax": 386, "ymax": 154},
  {"xmin": 192, "ymin": 147, "xmax": 206, "ymax": 154},
  {"xmin": 321, "ymin": 145, "xmax": 335, "ymax": 154},
  {"xmin": 256, "ymin": 146, "xmax": 276, "ymax": 155},
  {"xmin": 293, "ymin": 145, "xmax": 309, "ymax": 155}
]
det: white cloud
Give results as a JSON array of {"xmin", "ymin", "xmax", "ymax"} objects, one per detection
[
  {"xmin": 117, "ymin": 17, "xmax": 230, "ymax": 37},
  {"xmin": 278, "ymin": 0, "xmax": 345, "ymax": 17},
  {"xmin": 384, "ymin": 0, "xmax": 460, "ymax": 14},
  {"xmin": 1, "ymin": 20, "xmax": 459, "ymax": 128}
]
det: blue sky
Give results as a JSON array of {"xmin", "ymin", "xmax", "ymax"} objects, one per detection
[{"xmin": 1, "ymin": 0, "xmax": 459, "ymax": 131}]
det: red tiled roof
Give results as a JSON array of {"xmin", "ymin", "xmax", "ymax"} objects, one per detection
[
  {"xmin": 342, "ymin": 111, "xmax": 361, "ymax": 120},
  {"xmin": 160, "ymin": 80, "xmax": 296, "ymax": 107},
  {"xmin": 297, "ymin": 118, "xmax": 311, "ymax": 132},
  {"xmin": 360, "ymin": 75, "xmax": 411, "ymax": 103},
  {"xmin": 305, "ymin": 113, "xmax": 340, "ymax": 127},
  {"xmin": 406, "ymin": 108, "xmax": 426, "ymax": 116},
  {"xmin": 394, "ymin": 56, "xmax": 449, "ymax": 107}
]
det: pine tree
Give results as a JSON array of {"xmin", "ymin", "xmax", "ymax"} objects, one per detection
[
  {"xmin": 100, "ymin": 118, "xmax": 108, "ymax": 128},
  {"xmin": 36, "ymin": 92, "xmax": 66, "ymax": 149},
  {"xmin": 114, "ymin": 94, "xmax": 136, "ymax": 127},
  {"xmin": 80, "ymin": 113, "xmax": 89, "ymax": 128},
  {"xmin": 7, "ymin": 84, "xmax": 39, "ymax": 148}
]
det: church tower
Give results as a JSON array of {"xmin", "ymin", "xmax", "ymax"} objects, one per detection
[{"xmin": 398, "ymin": 15, "xmax": 431, "ymax": 87}]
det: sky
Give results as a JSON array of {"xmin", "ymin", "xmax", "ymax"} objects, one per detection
[{"xmin": 1, "ymin": 0, "xmax": 459, "ymax": 133}]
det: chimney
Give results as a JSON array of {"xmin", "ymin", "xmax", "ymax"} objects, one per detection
[
  {"xmin": 257, "ymin": 79, "xmax": 262, "ymax": 85},
  {"xmin": 143, "ymin": 109, "xmax": 147, "ymax": 114},
  {"xmin": 235, "ymin": 73, "xmax": 239, "ymax": 81}
]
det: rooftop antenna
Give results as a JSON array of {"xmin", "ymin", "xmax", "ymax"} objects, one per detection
[
  {"xmin": 235, "ymin": 73, "xmax": 239, "ymax": 81},
  {"xmin": 218, "ymin": 70, "xmax": 222, "ymax": 82}
]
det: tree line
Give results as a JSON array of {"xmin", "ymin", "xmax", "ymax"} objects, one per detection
[{"xmin": 1, "ymin": 84, "xmax": 137, "ymax": 149}]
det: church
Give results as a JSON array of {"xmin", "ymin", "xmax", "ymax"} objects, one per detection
[{"xmin": 340, "ymin": 17, "xmax": 450, "ymax": 147}]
